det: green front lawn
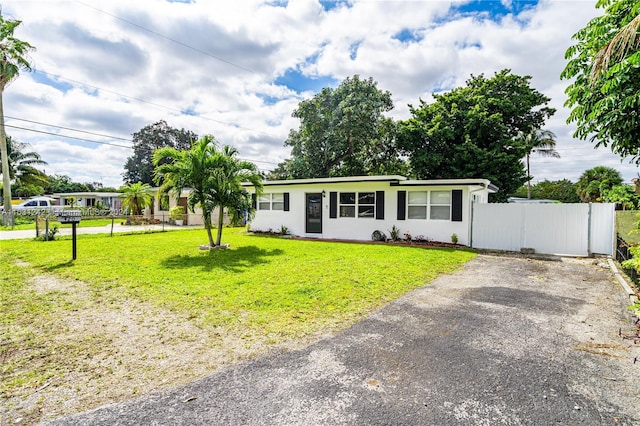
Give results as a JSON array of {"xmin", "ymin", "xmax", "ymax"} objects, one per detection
[
  {"xmin": 616, "ymin": 210, "xmax": 640, "ymax": 244},
  {"xmin": 1, "ymin": 228, "xmax": 475, "ymax": 422},
  {"xmin": 1, "ymin": 228, "xmax": 474, "ymax": 335}
]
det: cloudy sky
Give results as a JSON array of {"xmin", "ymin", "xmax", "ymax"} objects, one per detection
[{"xmin": 3, "ymin": 0, "xmax": 638, "ymax": 189}]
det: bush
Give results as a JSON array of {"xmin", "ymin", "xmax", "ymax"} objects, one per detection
[{"xmin": 169, "ymin": 206, "xmax": 185, "ymax": 221}]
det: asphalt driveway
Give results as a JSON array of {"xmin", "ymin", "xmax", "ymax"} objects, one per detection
[{"xmin": 48, "ymin": 254, "xmax": 639, "ymax": 425}]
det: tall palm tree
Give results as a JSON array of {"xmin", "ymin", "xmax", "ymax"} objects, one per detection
[
  {"xmin": 0, "ymin": 136, "xmax": 48, "ymax": 187},
  {"xmin": 119, "ymin": 182, "xmax": 154, "ymax": 216},
  {"xmin": 1, "ymin": 9, "xmax": 35, "ymax": 214},
  {"xmin": 153, "ymin": 136, "xmax": 262, "ymax": 248},
  {"xmin": 516, "ymin": 129, "xmax": 560, "ymax": 199},
  {"xmin": 208, "ymin": 145, "xmax": 263, "ymax": 246}
]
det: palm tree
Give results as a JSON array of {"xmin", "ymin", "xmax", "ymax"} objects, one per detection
[
  {"xmin": 120, "ymin": 182, "xmax": 153, "ymax": 216},
  {"xmin": 0, "ymin": 136, "xmax": 48, "ymax": 187},
  {"xmin": 592, "ymin": 12, "xmax": 640, "ymax": 80},
  {"xmin": 153, "ymin": 136, "xmax": 262, "ymax": 248},
  {"xmin": 1, "ymin": 9, "xmax": 35, "ymax": 214},
  {"xmin": 515, "ymin": 129, "xmax": 560, "ymax": 199},
  {"xmin": 208, "ymin": 145, "xmax": 263, "ymax": 246}
]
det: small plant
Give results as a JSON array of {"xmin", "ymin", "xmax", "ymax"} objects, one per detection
[
  {"xmin": 371, "ymin": 230, "xmax": 387, "ymax": 242},
  {"xmin": 404, "ymin": 233, "xmax": 412, "ymax": 242},
  {"xmin": 36, "ymin": 224, "xmax": 59, "ymax": 241},
  {"xmin": 388, "ymin": 225, "xmax": 401, "ymax": 242},
  {"xmin": 279, "ymin": 225, "xmax": 289, "ymax": 235},
  {"xmin": 169, "ymin": 206, "xmax": 185, "ymax": 222},
  {"xmin": 451, "ymin": 233, "xmax": 459, "ymax": 244}
]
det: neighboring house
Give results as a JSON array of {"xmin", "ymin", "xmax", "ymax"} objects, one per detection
[
  {"xmin": 243, "ymin": 175, "xmax": 497, "ymax": 246},
  {"xmin": 151, "ymin": 188, "xmax": 229, "ymax": 226},
  {"xmin": 54, "ymin": 192, "xmax": 123, "ymax": 210}
]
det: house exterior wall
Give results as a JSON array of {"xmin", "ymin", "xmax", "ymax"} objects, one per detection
[
  {"xmin": 152, "ymin": 191, "xmax": 227, "ymax": 226},
  {"xmin": 53, "ymin": 193, "xmax": 122, "ymax": 210},
  {"xmin": 248, "ymin": 179, "xmax": 491, "ymax": 246}
]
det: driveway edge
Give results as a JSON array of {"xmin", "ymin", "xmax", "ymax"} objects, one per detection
[{"xmin": 607, "ymin": 257, "xmax": 639, "ymax": 306}]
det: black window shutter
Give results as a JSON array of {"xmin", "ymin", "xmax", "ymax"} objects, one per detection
[
  {"xmin": 329, "ymin": 192, "xmax": 337, "ymax": 218},
  {"xmin": 397, "ymin": 191, "xmax": 406, "ymax": 220},
  {"xmin": 251, "ymin": 193, "xmax": 257, "ymax": 209},
  {"xmin": 375, "ymin": 191, "xmax": 385, "ymax": 220},
  {"xmin": 452, "ymin": 189, "xmax": 463, "ymax": 222},
  {"xmin": 283, "ymin": 193, "xmax": 290, "ymax": 211}
]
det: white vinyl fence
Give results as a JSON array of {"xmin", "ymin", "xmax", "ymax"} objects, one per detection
[{"xmin": 471, "ymin": 203, "xmax": 615, "ymax": 256}]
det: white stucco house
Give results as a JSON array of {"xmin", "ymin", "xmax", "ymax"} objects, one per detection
[
  {"xmin": 244, "ymin": 175, "xmax": 497, "ymax": 246},
  {"xmin": 53, "ymin": 192, "xmax": 123, "ymax": 210}
]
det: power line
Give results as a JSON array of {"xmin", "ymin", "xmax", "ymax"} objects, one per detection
[
  {"xmin": 34, "ymin": 69, "xmax": 283, "ymax": 139},
  {"xmin": 5, "ymin": 122, "xmax": 282, "ymax": 166},
  {"xmin": 4, "ymin": 124, "xmax": 132, "ymax": 149},
  {"xmin": 75, "ymin": 0, "xmax": 258, "ymax": 75},
  {"xmin": 5, "ymin": 116, "xmax": 132, "ymax": 142}
]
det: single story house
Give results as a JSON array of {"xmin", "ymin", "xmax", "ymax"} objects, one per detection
[
  {"xmin": 244, "ymin": 175, "xmax": 497, "ymax": 246},
  {"xmin": 151, "ymin": 188, "xmax": 229, "ymax": 226},
  {"xmin": 53, "ymin": 192, "xmax": 123, "ymax": 210}
]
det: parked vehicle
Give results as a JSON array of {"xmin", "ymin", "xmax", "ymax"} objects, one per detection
[{"xmin": 0, "ymin": 197, "xmax": 64, "ymax": 213}]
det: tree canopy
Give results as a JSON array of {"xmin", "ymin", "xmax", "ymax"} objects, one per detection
[
  {"xmin": 575, "ymin": 166, "xmax": 624, "ymax": 202},
  {"xmin": 511, "ymin": 179, "xmax": 581, "ymax": 203},
  {"xmin": 562, "ymin": 0, "xmax": 640, "ymax": 164},
  {"xmin": 397, "ymin": 69, "xmax": 555, "ymax": 202},
  {"xmin": 123, "ymin": 120, "xmax": 197, "ymax": 185},
  {"xmin": 274, "ymin": 75, "xmax": 404, "ymax": 179},
  {"xmin": 1, "ymin": 8, "xmax": 35, "ymax": 214},
  {"xmin": 603, "ymin": 184, "xmax": 639, "ymax": 209}
]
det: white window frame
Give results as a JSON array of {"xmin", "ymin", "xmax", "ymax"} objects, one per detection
[
  {"xmin": 339, "ymin": 192, "xmax": 375, "ymax": 218},
  {"xmin": 258, "ymin": 193, "xmax": 284, "ymax": 211},
  {"xmin": 407, "ymin": 190, "xmax": 451, "ymax": 221}
]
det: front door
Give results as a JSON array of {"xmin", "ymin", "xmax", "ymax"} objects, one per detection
[{"xmin": 305, "ymin": 193, "xmax": 322, "ymax": 234}]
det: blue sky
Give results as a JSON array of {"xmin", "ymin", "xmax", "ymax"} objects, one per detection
[{"xmin": 3, "ymin": 0, "xmax": 637, "ymax": 188}]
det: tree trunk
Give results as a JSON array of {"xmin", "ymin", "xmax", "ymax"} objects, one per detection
[
  {"xmin": 0, "ymin": 90, "xmax": 13, "ymax": 215},
  {"xmin": 203, "ymin": 210, "xmax": 215, "ymax": 247},
  {"xmin": 526, "ymin": 154, "xmax": 531, "ymax": 199},
  {"xmin": 215, "ymin": 206, "xmax": 224, "ymax": 246}
]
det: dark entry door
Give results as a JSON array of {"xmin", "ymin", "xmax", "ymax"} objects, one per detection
[{"xmin": 305, "ymin": 193, "xmax": 322, "ymax": 233}]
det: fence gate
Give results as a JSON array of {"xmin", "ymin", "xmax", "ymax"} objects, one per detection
[{"xmin": 471, "ymin": 203, "xmax": 615, "ymax": 256}]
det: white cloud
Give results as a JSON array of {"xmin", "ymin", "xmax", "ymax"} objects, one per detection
[{"xmin": 2, "ymin": 0, "xmax": 637, "ymax": 193}]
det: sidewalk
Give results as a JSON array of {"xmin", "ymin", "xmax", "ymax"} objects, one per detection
[{"xmin": 0, "ymin": 223, "xmax": 194, "ymax": 240}]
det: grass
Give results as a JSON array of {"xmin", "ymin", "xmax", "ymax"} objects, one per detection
[
  {"xmin": 0, "ymin": 228, "xmax": 475, "ymax": 422},
  {"xmin": 616, "ymin": 210, "xmax": 640, "ymax": 244},
  {"xmin": 1, "ymin": 218, "xmax": 116, "ymax": 231},
  {"xmin": 1, "ymin": 228, "xmax": 475, "ymax": 335}
]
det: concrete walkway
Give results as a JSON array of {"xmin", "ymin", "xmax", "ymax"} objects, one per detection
[
  {"xmin": 0, "ymin": 223, "xmax": 193, "ymax": 240},
  {"xmin": 47, "ymin": 255, "xmax": 640, "ymax": 425}
]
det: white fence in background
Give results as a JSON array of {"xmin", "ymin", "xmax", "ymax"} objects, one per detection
[{"xmin": 471, "ymin": 203, "xmax": 615, "ymax": 256}]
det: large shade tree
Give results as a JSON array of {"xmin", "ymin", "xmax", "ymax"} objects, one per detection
[
  {"xmin": 562, "ymin": 0, "xmax": 640, "ymax": 164},
  {"xmin": 397, "ymin": 70, "xmax": 555, "ymax": 202},
  {"xmin": 154, "ymin": 136, "xmax": 262, "ymax": 248},
  {"xmin": 1, "ymin": 9, "xmax": 35, "ymax": 214},
  {"xmin": 124, "ymin": 120, "xmax": 197, "ymax": 185},
  {"xmin": 275, "ymin": 75, "xmax": 401, "ymax": 179},
  {"xmin": 514, "ymin": 129, "xmax": 560, "ymax": 199}
]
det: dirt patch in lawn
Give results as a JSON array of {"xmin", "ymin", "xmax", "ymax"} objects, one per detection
[{"xmin": 1, "ymin": 268, "xmax": 328, "ymax": 425}]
